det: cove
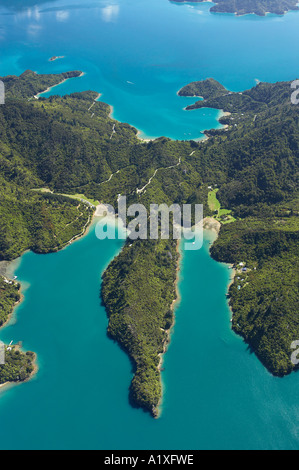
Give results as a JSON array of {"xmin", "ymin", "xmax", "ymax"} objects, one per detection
[
  {"xmin": 0, "ymin": 0, "xmax": 299, "ymax": 140},
  {"xmin": 0, "ymin": 224, "xmax": 299, "ymax": 450},
  {"xmin": 0, "ymin": 0, "xmax": 299, "ymax": 451}
]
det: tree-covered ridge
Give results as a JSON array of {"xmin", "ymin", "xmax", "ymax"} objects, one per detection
[
  {"xmin": 0, "ymin": 187, "xmax": 93, "ymax": 260},
  {"xmin": 1, "ymin": 70, "xmax": 82, "ymax": 101},
  {"xmin": 171, "ymin": 0, "xmax": 299, "ymax": 16},
  {"xmin": 0, "ymin": 72, "xmax": 198, "ymax": 262},
  {"xmin": 0, "ymin": 73, "xmax": 136, "ymax": 260},
  {"xmin": 101, "ymin": 78, "xmax": 298, "ymax": 413},
  {"xmin": 0, "ymin": 347, "xmax": 36, "ymax": 385},
  {"xmin": 179, "ymin": 79, "xmax": 296, "ymax": 114},
  {"xmin": 0, "ymin": 70, "xmax": 298, "ymax": 415},
  {"xmin": 0, "ymin": 71, "xmax": 201, "ymax": 411},
  {"xmin": 0, "ymin": 92, "xmax": 135, "ymax": 191},
  {"xmin": 180, "ymin": 78, "xmax": 299, "ymax": 379},
  {"xmin": 0, "ymin": 276, "xmax": 36, "ymax": 385},
  {"xmin": 102, "ymin": 238, "xmax": 179, "ymax": 417},
  {"xmin": 179, "ymin": 79, "xmax": 299, "ymax": 212},
  {"xmin": 0, "ymin": 276, "xmax": 20, "ymax": 327},
  {"xmin": 211, "ymin": 220, "xmax": 299, "ymax": 376},
  {"xmin": 0, "ymin": 71, "xmax": 196, "ymax": 400},
  {"xmin": 178, "ymin": 78, "xmax": 227, "ymax": 99}
]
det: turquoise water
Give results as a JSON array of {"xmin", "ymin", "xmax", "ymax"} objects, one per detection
[
  {"xmin": 0, "ymin": 0, "xmax": 299, "ymax": 450},
  {"xmin": 1, "ymin": 0, "xmax": 299, "ymax": 139},
  {"xmin": 1, "ymin": 225, "xmax": 299, "ymax": 450}
]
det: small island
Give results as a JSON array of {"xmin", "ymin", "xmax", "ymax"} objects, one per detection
[
  {"xmin": 49, "ymin": 56, "xmax": 65, "ymax": 62},
  {"xmin": 171, "ymin": 0, "xmax": 299, "ymax": 16}
]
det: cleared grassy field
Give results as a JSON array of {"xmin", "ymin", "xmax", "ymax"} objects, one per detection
[{"xmin": 208, "ymin": 189, "xmax": 236, "ymax": 224}]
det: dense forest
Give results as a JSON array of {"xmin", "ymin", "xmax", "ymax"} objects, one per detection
[
  {"xmin": 1, "ymin": 70, "xmax": 82, "ymax": 100},
  {"xmin": 0, "ymin": 70, "xmax": 298, "ymax": 415},
  {"xmin": 101, "ymin": 77, "xmax": 298, "ymax": 413},
  {"xmin": 179, "ymin": 78, "xmax": 296, "ymax": 114},
  {"xmin": 0, "ymin": 346, "xmax": 35, "ymax": 386},
  {"xmin": 181, "ymin": 77, "xmax": 299, "ymax": 378},
  {"xmin": 171, "ymin": 0, "xmax": 299, "ymax": 16},
  {"xmin": 0, "ymin": 276, "xmax": 36, "ymax": 385},
  {"xmin": 102, "ymin": 238, "xmax": 179, "ymax": 417},
  {"xmin": 0, "ymin": 276, "xmax": 20, "ymax": 327}
]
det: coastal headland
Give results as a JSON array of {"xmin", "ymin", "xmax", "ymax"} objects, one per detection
[{"xmin": 0, "ymin": 70, "xmax": 298, "ymax": 416}]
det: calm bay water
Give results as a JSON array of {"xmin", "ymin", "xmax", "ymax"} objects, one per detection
[
  {"xmin": 1, "ymin": 224, "xmax": 299, "ymax": 450},
  {"xmin": 1, "ymin": 0, "xmax": 299, "ymax": 139},
  {"xmin": 0, "ymin": 0, "xmax": 299, "ymax": 450}
]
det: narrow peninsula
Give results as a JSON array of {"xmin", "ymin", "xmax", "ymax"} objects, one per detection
[{"xmin": 0, "ymin": 70, "xmax": 298, "ymax": 416}]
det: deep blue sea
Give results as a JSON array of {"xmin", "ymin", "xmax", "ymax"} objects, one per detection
[{"xmin": 0, "ymin": 0, "xmax": 299, "ymax": 450}]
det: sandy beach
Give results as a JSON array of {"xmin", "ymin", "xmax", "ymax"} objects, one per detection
[
  {"xmin": 136, "ymin": 129, "xmax": 154, "ymax": 142},
  {"xmin": 94, "ymin": 203, "xmax": 114, "ymax": 218},
  {"xmin": 0, "ymin": 260, "xmax": 12, "ymax": 278},
  {"xmin": 0, "ymin": 382, "xmax": 11, "ymax": 392},
  {"xmin": 203, "ymin": 216, "xmax": 221, "ymax": 235}
]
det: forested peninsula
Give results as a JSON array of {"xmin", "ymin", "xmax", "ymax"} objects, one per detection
[
  {"xmin": 0, "ymin": 70, "xmax": 298, "ymax": 416},
  {"xmin": 0, "ymin": 276, "xmax": 36, "ymax": 387},
  {"xmin": 171, "ymin": 0, "xmax": 299, "ymax": 16}
]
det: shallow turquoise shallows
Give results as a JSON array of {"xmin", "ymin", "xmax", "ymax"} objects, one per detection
[{"xmin": 0, "ymin": 0, "xmax": 299, "ymax": 450}]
